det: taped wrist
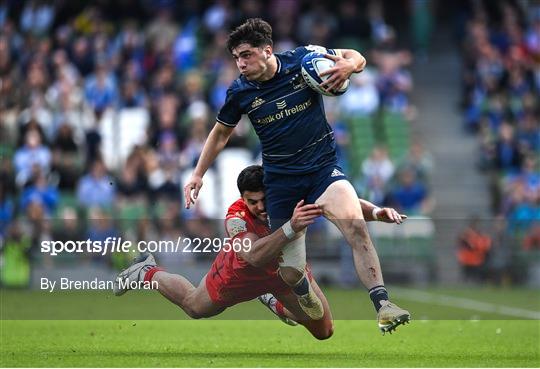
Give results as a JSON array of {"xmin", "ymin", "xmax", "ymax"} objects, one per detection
[
  {"xmin": 372, "ymin": 207, "xmax": 382, "ymax": 221},
  {"xmin": 278, "ymin": 231, "xmax": 306, "ymax": 270},
  {"xmin": 281, "ymin": 220, "xmax": 296, "ymax": 239}
]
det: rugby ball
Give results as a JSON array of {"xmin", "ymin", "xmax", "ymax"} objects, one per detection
[{"xmin": 301, "ymin": 52, "xmax": 350, "ymax": 96}]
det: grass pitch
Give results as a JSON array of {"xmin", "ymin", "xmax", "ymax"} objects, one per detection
[
  {"xmin": 1, "ymin": 320, "xmax": 538, "ymax": 367},
  {"xmin": 1, "ymin": 288, "xmax": 539, "ymax": 367}
]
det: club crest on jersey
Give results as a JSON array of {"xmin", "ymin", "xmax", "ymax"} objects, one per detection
[
  {"xmin": 226, "ymin": 217, "xmax": 247, "ymax": 237},
  {"xmin": 276, "ymin": 100, "xmax": 287, "ymax": 109},
  {"xmin": 290, "ymin": 73, "xmax": 307, "ymax": 90},
  {"xmin": 251, "ymin": 97, "xmax": 265, "ymax": 109}
]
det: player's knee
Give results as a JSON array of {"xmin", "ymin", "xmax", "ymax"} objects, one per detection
[
  {"xmin": 182, "ymin": 293, "xmax": 206, "ymax": 319},
  {"xmin": 278, "ymin": 266, "xmax": 304, "ymax": 286},
  {"xmin": 185, "ymin": 306, "xmax": 209, "ymax": 319},
  {"xmin": 186, "ymin": 309, "xmax": 203, "ymax": 319},
  {"xmin": 312, "ymin": 322, "xmax": 334, "ymax": 340},
  {"xmin": 345, "ymin": 219, "xmax": 371, "ymax": 240}
]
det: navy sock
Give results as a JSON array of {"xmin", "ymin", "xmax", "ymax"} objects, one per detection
[
  {"xmin": 293, "ymin": 276, "xmax": 309, "ymax": 296},
  {"xmin": 369, "ymin": 285, "xmax": 389, "ymax": 312}
]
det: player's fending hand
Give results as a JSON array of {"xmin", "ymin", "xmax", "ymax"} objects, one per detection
[
  {"xmin": 375, "ymin": 207, "xmax": 408, "ymax": 224},
  {"xmin": 319, "ymin": 53, "xmax": 357, "ymax": 94},
  {"xmin": 183, "ymin": 175, "xmax": 203, "ymax": 209},
  {"xmin": 290, "ymin": 200, "xmax": 323, "ymax": 232}
]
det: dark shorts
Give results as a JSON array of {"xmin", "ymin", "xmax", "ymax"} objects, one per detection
[{"xmin": 263, "ymin": 164, "xmax": 348, "ymax": 231}]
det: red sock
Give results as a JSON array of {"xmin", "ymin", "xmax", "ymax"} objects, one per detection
[
  {"xmin": 144, "ymin": 267, "xmax": 164, "ymax": 283},
  {"xmin": 275, "ymin": 300, "xmax": 286, "ymax": 317}
]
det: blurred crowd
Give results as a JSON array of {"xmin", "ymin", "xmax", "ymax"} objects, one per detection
[
  {"xmin": 457, "ymin": 0, "xmax": 540, "ymax": 283},
  {"xmin": 0, "ymin": 0, "xmax": 432, "ymax": 286}
]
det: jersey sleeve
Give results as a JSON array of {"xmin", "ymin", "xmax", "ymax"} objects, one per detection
[
  {"xmin": 216, "ymin": 82, "xmax": 242, "ymax": 127},
  {"xmin": 225, "ymin": 216, "xmax": 249, "ymax": 238}
]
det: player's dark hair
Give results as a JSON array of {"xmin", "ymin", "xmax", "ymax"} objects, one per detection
[
  {"xmin": 227, "ymin": 18, "xmax": 273, "ymax": 53},
  {"xmin": 237, "ymin": 165, "xmax": 265, "ymax": 195}
]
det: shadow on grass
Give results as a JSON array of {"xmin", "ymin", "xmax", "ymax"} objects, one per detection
[
  {"xmin": 2, "ymin": 350, "xmax": 538, "ymax": 368},
  {"xmin": 74, "ymin": 349, "xmax": 539, "ymax": 362}
]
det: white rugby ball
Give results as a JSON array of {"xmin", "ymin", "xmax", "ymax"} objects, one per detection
[{"xmin": 301, "ymin": 52, "xmax": 350, "ymax": 97}]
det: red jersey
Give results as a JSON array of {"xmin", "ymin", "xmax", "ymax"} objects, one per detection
[
  {"xmin": 223, "ymin": 198, "xmax": 279, "ymax": 274},
  {"xmin": 205, "ymin": 199, "xmax": 290, "ymax": 306}
]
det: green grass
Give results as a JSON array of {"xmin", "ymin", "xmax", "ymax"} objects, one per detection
[
  {"xmin": 2, "ymin": 287, "xmax": 539, "ymax": 320},
  {"xmin": 1, "ymin": 288, "xmax": 539, "ymax": 367},
  {"xmin": 1, "ymin": 320, "xmax": 538, "ymax": 367}
]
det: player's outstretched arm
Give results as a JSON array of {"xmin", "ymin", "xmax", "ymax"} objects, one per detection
[
  {"xmin": 236, "ymin": 200, "xmax": 323, "ymax": 267},
  {"xmin": 359, "ymin": 198, "xmax": 407, "ymax": 224},
  {"xmin": 184, "ymin": 123, "xmax": 235, "ymax": 209}
]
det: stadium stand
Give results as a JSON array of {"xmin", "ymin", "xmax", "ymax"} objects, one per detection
[
  {"xmin": 1, "ymin": 0, "xmax": 436, "ymax": 287},
  {"xmin": 458, "ymin": 0, "xmax": 540, "ymax": 284}
]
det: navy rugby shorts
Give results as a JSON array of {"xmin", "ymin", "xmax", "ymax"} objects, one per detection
[{"xmin": 263, "ymin": 164, "xmax": 348, "ymax": 232}]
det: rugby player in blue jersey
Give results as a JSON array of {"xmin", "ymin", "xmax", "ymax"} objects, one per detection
[{"xmin": 184, "ymin": 18, "xmax": 410, "ymax": 333}]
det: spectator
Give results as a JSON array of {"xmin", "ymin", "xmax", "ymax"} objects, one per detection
[
  {"xmin": 385, "ymin": 167, "xmax": 433, "ymax": 215},
  {"xmin": 362, "ymin": 146, "xmax": 395, "ymax": 186},
  {"xmin": 516, "ymin": 112, "xmax": 540, "ymax": 154},
  {"xmin": 203, "ymin": 0, "xmax": 232, "ymax": 34},
  {"xmin": 20, "ymin": 171, "xmax": 58, "ymax": 216},
  {"xmin": 76, "ymin": 159, "xmax": 115, "ymax": 209},
  {"xmin": 20, "ymin": 0, "xmax": 55, "ymax": 36},
  {"xmin": 85, "ymin": 110, "xmax": 103, "ymax": 167},
  {"xmin": 116, "ymin": 164, "xmax": 146, "ymax": 200},
  {"xmin": 0, "ymin": 182, "xmax": 13, "ymax": 240},
  {"xmin": 338, "ymin": 69, "xmax": 380, "ymax": 116},
  {"xmin": 144, "ymin": 147, "xmax": 180, "ymax": 200},
  {"xmin": 144, "ymin": 8, "xmax": 179, "ymax": 54},
  {"xmin": 398, "ymin": 140, "xmax": 434, "ymax": 182},
  {"xmin": 13, "ymin": 129, "xmax": 51, "ymax": 186},
  {"xmin": 0, "ymin": 221, "xmax": 32, "ymax": 288},
  {"xmin": 70, "ymin": 36, "xmax": 94, "ymax": 76},
  {"xmin": 180, "ymin": 118, "xmax": 208, "ymax": 169},
  {"xmin": 457, "ymin": 216, "xmax": 492, "ymax": 282},
  {"xmin": 86, "ymin": 208, "xmax": 119, "ymax": 263},
  {"xmin": 148, "ymin": 94, "xmax": 183, "ymax": 149},
  {"xmin": 84, "ymin": 62, "xmax": 118, "ymax": 111},
  {"xmin": 51, "ymin": 123, "xmax": 81, "ymax": 190},
  {"xmin": 493, "ymin": 123, "xmax": 523, "ymax": 173},
  {"xmin": 375, "ymin": 53, "xmax": 413, "ymax": 116},
  {"xmin": 119, "ymin": 80, "xmax": 147, "ymax": 109},
  {"xmin": 523, "ymin": 222, "xmax": 540, "ymax": 251}
]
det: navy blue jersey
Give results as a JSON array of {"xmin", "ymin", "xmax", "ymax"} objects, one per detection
[{"xmin": 217, "ymin": 45, "xmax": 340, "ymax": 174}]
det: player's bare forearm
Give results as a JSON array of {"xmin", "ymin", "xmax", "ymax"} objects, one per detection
[
  {"xmin": 237, "ymin": 231, "xmax": 290, "ymax": 268},
  {"xmin": 184, "ymin": 123, "xmax": 235, "ymax": 208},
  {"xmin": 359, "ymin": 199, "xmax": 407, "ymax": 224},
  {"xmin": 338, "ymin": 49, "xmax": 366, "ymax": 73},
  {"xmin": 359, "ymin": 198, "xmax": 379, "ymax": 221},
  {"xmin": 193, "ymin": 123, "xmax": 234, "ymax": 177},
  {"xmin": 238, "ymin": 201, "xmax": 322, "ymax": 267}
]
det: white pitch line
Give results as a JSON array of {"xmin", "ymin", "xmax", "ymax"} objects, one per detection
[{"xmin": 391, "ymin": 287, "xmax": 540, "ymax": 319}]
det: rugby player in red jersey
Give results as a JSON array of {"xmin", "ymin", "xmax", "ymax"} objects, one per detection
[{"xmin": 115, "ymin": 165, "xmax": 406, "ymax": 338}]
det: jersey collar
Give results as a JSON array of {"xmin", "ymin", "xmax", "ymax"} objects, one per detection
[{"xmin": 246, "ymin": 55, "xmax": 282, "ymax": 88}]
